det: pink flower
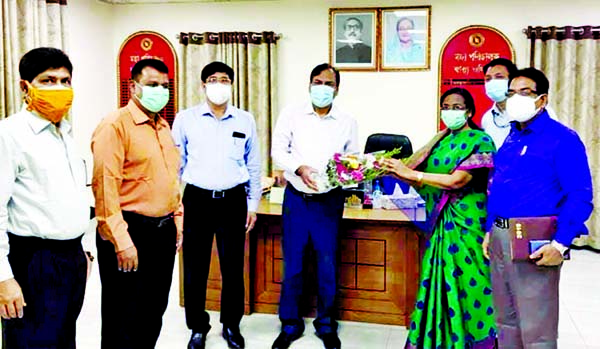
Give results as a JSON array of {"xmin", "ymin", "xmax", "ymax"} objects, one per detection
[
  {"xmin": 336, "ymin": 163, "xmax": 346, "ymax": 174},
  {"xmin": 351, "ymin": 170, "xmax": 364, "ymax": 182},
  {"xmin": 333, "ymin": 153, "xmax": 341, "ymax": 162}
]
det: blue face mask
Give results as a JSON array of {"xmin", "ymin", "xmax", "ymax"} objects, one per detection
[
  {"xmin": 310, "ymin": 85, "xmax": 335, "ymax": 108},
  {"xmin": 485, "ymin": 79, "xmax": 509, "ymax": 103}
]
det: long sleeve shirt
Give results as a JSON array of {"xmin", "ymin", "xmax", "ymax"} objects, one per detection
[
  {"xmin": 272, "ymin": 101, "xmax": 359, "ymax": 194},
  {"xmin": 171, "ymin": 103, "xmax": 262, "ymax": 212},
  {"xmin": 486, "ymin": 110, "xmax": 593, "ymax": 246},
  {"xmin": 91, "ymin": 100, "xmax": 182, "ymax": 252},
  {"xmin": 0, "ymin": 108, "xmax": 88, "ymax": 281}
]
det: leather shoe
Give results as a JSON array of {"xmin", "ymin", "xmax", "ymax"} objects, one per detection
[
  {"xmin": 317, "ymin": 332, "xmax": 341, "ymax": 349},
  {"xmin": 223, "ymin": 327, "xmax": 245, "ymax": 349},
  {"xmin": 188, "ymin": 332, "xmax": 207, "ymax": 349},
  {"xmin": 272, "ymin": 331, "xmax": 301, "ymax": 349}
]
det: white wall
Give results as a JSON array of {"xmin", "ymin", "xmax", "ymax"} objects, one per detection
[
  {"xmin": 69, "ymin": 0, "xmax": 600, "ymax": 158},
  {"xmin": 68, "ymin": 0, "xmax": 115, "ymax": 174}
]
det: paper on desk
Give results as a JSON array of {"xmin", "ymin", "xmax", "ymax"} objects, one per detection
[{"xmin": 269, "ymin": 187, "xmax": 285, "ymax": 204}]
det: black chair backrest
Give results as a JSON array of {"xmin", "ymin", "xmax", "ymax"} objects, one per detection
[{"xmin": 364, "ymin": 133, "xmax": 413, "ymax": 159}]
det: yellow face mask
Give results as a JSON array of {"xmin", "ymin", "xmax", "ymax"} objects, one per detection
[{"xmin": 24, "ymin": 81, "xmax": 74, "ymax": 123}]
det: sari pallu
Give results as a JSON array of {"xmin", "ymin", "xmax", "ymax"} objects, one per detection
[{"xmin": 403, "ymin": 129, "xmax": 497, "ymax": 349}]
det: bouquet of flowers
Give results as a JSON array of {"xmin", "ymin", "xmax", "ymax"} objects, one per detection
[{"xmin": 315, "ymin": 148, "xmax": 402, "ymax": 190}]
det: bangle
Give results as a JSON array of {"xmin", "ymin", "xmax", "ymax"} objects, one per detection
[{"xmin": 416, "ymin": 172, "xmax": 424, "ymax": 185}]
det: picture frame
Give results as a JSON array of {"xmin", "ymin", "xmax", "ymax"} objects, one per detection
[
  {"xmin": 380, "ymin": 6, "xmax": 431, "ymax": 71},
  {"xmin": 329, "ymin": 8, "xmax": 377, "ymax": 71}
]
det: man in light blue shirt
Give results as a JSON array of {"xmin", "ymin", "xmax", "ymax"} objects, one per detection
[{"xmin": 171, "ymin": 61, "xmax": 261, "ymax": 349}]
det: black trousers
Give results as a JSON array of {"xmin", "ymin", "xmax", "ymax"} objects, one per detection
[
  {"xmin": 182, "ymin": 184, "xmax": 247, "ymax": 334},
  {"xmin": 97, "ymin": 211, "xmax": 176, "ymax": 349},
  {"xmin": 2, "ymin": 233, "xmax": 87, "ymax": 349}
]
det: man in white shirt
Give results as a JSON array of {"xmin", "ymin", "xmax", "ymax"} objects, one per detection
[
  {"xmin": 271, "ymin": 63, "xmax": 359, "ymax": 349},
  {"xmin": 0, "ymin": 47, "xmax": 90, "ymax": 349},
  {"xmin": 481, "ymin": 58, "xmax": 518, "ymax": 148}
]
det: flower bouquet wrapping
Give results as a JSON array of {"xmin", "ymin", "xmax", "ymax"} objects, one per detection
[{"xmin": 313, "ymin": 148, "xmax": 402, "ymax": 191}]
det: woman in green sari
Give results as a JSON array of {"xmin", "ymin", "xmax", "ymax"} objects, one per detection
[{"xmin": 382, "ymin": 88, "xmax": 497, "ymax": 349}]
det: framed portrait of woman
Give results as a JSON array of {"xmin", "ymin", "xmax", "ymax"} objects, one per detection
[
  {"xmin": 329, "ymin": 8, "xmax": 377, "ymax": 71},
  {"xmin": 380, "ymin": 6, "xmax": 431, "ymax": 71}
]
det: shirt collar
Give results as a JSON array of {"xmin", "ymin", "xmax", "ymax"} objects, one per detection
[
  {"xmin": 199, "ymin": 102, "xmax": 235, "ymax": 120},
  {"xmin": 127, "ymin": 100, "xmax": 169, "ymax": 128},
  {"xmin": 303, "ymin": 101, "xmax": 338, "ymax": 120},
  {"xmin": 510, "ymin": 109, "xmax": 550, "ymax": 133},
  {"xmin": 22, "ymin": 105, "xmax": 72, "ymax": 135}
]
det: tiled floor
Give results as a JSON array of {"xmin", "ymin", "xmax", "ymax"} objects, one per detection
[{"xmin": 76, "ymin": 248, "xmax": 600, "ymax": 348}]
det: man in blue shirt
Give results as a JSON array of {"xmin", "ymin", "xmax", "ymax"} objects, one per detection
[
  {"xmin": 172, "ymin": 61, "xmax": 262, "ymax": 349},
  {"xmin": 483, "ymin": 67, "xmax": 593, "ymax": 349}
]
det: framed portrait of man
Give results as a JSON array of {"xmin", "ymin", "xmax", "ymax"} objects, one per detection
[
  {"xmin": 380, "ymin": 6, "xmax": 431, "ymax": 71},
  {"xmin": 329, "ymin": 8, "xmax": 377, "ymax": 71}
]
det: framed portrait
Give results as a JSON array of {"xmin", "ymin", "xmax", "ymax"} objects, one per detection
[
  {"xmin": 380, "ymin": 6, "xmax": 431, "ymax": 71},
  {"xmin": 329, "ymin": 8, "xmax": 377, "ymax": 71}
]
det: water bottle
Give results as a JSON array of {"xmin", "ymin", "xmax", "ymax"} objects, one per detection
[
  {"xmin": 372, "ymin": 179, "xmax": 383, "ymax": 209},
  {"xmin": 362, "ymin": 180, "xmax": 373, "ymax": 209}
]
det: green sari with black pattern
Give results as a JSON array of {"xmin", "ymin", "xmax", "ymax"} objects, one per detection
[{"xmin": 404, "ymin": 129, "xmax": 497, "ymax": 349}]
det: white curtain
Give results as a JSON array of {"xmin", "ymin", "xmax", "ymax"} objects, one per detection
[
  {"xmin": 528, "ymin": 25, "xmax": 600, "ymax": 249},
  {"xmin": 0, "ymin": 0, "xmax": 69, "ymax": 119}
]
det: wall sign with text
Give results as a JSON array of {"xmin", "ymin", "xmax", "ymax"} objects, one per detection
[
  {"xmin": 438, "ymin": 25, "xmax": 514, "ymax": 129},
  {"xmin": 118, "ymin": 31, "xmax": 178, "ymax": 126}
]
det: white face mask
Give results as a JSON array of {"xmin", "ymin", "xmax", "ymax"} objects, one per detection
[
  {"xmin": 506, "ymin": 94, "xmax": 544, "ymax": 123},
  {"xmin": 205, "ymin": 83, "xmax": 232, "ymax": 105}
]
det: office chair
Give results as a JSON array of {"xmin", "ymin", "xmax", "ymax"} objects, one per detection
[
  {"xmin": 364, "ymin": 133, "xmax": 413, "ymax": 194},
  {"xmin": 364, "ymin": 133, "xmax": 413, "ymax": 159}
]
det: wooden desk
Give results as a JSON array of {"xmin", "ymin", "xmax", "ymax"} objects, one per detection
[{"xmin": 180, "ymin": 200, "xmax": 424, "ymax": 326}]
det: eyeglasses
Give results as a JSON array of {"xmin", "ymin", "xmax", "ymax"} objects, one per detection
[
  {"xmin": 206, "ymin": 77, "xmax": 232, "ymax": 85},
  {"xmin": 506, "ymin": 88, "xmax": 538, "ymax": 98},
  {"xmin": 441, "ymin": 104, "xmax": 467, "ymax": 111}
]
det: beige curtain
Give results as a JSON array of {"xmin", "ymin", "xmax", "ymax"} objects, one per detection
[
  {"xmin": 178, "ymin": 31, "xmax": 279, "ymax": 176},
  {"xmin": 0, "ymin": 0, "xmax": 69, "ymax": 119},
  {"xmin": 527, "ymin": 25, "xmax": 600, "ymax": 249}
]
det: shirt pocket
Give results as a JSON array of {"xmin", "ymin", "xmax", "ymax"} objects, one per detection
[{"xmin": 229, "ymin": 135, "xmax": 246, "ymax": 161}]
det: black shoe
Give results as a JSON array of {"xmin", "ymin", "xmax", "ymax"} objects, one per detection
[
  {"xmin": 223, "ymin": 327, "xmax": 245, "ymax": 349},
  {"xmin": 317, "ymin": 333, "xmax": 341, "ymax": 349},
  {"xmin": 188, "ymin": 332, "xmax": 207, "ymax": 349},
  {"xmin": 272, "ymin": 331, "xmax": 301, "ymax": 349}
]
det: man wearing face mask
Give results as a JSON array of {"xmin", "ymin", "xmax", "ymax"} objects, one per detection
[
  {"xmin": 481, "ymin": 58, "xmax": 558, "ymax": 149},
  {"xmin": 483, "ymin": 68, "xmax": 593, "ymax": 349},
  {"xmin": 481, "ymin": 58, "xmax": 518, "ymax": 148},
  {"xmin": 0, "ymin": 47, "xmax": 90, "ymax": 349},
  {"xmin": 91, "ymin": 58, "xmax": 183, "ymax": 349},
  {"xmin": 171, "ymin": 61, "xmax": 261, "ymax": 349},
  {"xmin": 270, "ymin": 63, "xmax": 358, "ymax": 349}
]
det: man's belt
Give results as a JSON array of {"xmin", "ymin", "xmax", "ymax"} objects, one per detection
[
  {"xmin": 188, "ymin": 183, "xmax": 246, "ymax": 199},
  {"xmin": 287, "ymin": 184, "xmax": 340, "ymax": 201},
  {"xmin": 122, "ymin": 211, "xmax": 174, "ymax": 228}
]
